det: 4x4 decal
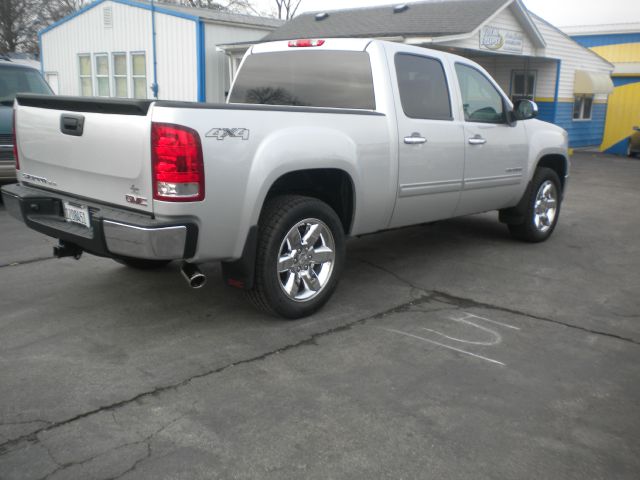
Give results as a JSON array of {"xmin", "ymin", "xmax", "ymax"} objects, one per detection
[{"xmin": 205, "ymin": 128, "xmax": 250, "ymax": 141}]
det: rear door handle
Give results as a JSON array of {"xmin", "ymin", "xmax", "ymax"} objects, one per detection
[
  {"xmin": 404, "ymin": 133, "xmax": 426, "ymax": 145},
  {"xmin": 468, "ymin": 135, "xmax": 486, "ymax": 145},
  {"xmin": 60, "ymin": 114, "xmax": 85, "ymax": 136}
]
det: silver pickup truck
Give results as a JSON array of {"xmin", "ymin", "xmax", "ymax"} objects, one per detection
[{"xmin": 1, "ymin": 39, "xmax": 569, "ymax": 318}]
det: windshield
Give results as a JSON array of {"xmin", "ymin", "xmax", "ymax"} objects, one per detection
[{"xmin": 0, "ymin": 67, "xmax": 52, "ymax": 105}]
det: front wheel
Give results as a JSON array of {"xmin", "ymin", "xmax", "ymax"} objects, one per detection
[
  {"xmin": 508, "ymin": 167, "xmax": 562, "ymax": 242},
  {"xmin": 248, "ymin": 195, "xmax": 345, "ymax": 319}
]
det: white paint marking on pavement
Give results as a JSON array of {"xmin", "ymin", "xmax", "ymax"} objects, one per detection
[
  {"xmin": 461, "ymin": 312, "xmax": 521, "ymax": 330},
  {"xmin": 422, "ymin": 316, "xmax": 502, "ymax": 346},
  {"xmin": 382, "ymin": 328, "xmax": 506, "ymax": 367}
]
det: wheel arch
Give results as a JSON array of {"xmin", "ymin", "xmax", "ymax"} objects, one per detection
[
  {"xmin": 263, "ymin": 168, "xmax": 356, "ymax": 235},
  {"xmin": 535, "ymin": 153, "xmax": 568, "ymax": 191},
  {"xmin": 221, "ymin": 168, "xmax": 356, "ymax": 291}
]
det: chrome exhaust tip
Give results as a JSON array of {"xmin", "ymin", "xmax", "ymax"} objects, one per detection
[{"xmin": 181, "ymin": 262, "xmax": 207, "ymax": 289}]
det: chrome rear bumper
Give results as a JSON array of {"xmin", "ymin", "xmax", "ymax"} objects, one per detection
[{"xmin": 1, "ymin": 183, "xmax": 198, "ymax": 261}]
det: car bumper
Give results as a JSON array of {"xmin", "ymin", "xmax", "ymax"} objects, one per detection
[
  {"xmin": 1, "ymin": 183, "xmax": 198, "ymax": 260},
  {"xmin": 0, "ymin": 157, "xmax": 17, "ymax": 182}
]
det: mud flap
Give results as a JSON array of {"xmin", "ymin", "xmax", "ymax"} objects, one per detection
[{"xmin": 221, "ymin": 226, "xmax": 258, "ymax": 290}]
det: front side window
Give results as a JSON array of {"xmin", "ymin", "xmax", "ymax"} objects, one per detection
[
  {"xmin": 511, "ymin": 70, "xmax": 536, "ymax": 101},
  {"xmin": 573, "ymin": 95, "xmax": 593, "ymax": 120},
  {"xmin": 113, "ymin": 53, "xmax": 128, "ymax": 98},
  {"xmin": 95, "ymin": 54, "xmax": 110, "ymax": 97},
  {"xmin": 78, "ymin": 54, "xmax": 92, "ymax": 96},
  {"xmin": 229, "ymin": 51, "xmax": 375, "ymax": 110},
  {"xmin": 394, "ymin": 53, "xmax": 452, "ymax": 120},
  {"xmin": 131, "ymin": 53, "xmax": 147, "ymax": 99},
  {"xmin": 455, "ymin": 63, "xmax": 505, "ymax": 123}
]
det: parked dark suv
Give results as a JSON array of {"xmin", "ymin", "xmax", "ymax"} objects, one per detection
[{"xmin": 0, "ymin": 59, "xmax": 53, "ymax": 183}]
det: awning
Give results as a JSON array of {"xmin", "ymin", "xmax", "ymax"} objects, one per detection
[{"xmin": 574, "ymin": 70, "xmax": 614, "ymax": 94}]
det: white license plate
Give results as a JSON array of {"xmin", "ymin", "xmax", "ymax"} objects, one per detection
[{"xmin": 63, "ymin": 202, "xmax": 91, "ymax": 228}]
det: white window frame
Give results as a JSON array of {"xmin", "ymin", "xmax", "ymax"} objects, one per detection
[
  {"xmin": 573, "ymin": 94, "xmax": 594, "ymax": 121},
  {"xmin": 131, "ymin": 51, "xmax": 147, "ymax": 99},
  {"xmin": 78, "ymin": 53, "xmax": 93, "ymax": 96},
  {"xmin": 112, "ymin": 52, "xmax": 128, "ymax": 98},
  {"xmin": 94, "ymin": 53, "xmax": 110, "ymax": 97},
  {"xmin": 510, "ymin": 70, "xmax": 537, "ymax": 101}
]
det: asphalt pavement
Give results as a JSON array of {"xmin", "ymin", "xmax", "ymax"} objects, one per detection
[{"xmin": 0, "ymin": 152, "xmax": 639, "ymax": 479}]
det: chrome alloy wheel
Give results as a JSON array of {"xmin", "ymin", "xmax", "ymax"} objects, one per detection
[
  {"xmin": 533, "ymin": 180, "xmax": 558, "ymax": 233},
  {"xmin": 277, "ymin": 218, "xmax": 336, "ymax": 302}
]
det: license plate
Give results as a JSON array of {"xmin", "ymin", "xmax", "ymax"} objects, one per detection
[{"xmin": 63, "ymin": 202, "xmax": 91, "ymax": 228}]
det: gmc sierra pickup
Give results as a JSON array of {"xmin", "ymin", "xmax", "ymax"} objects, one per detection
[{"xmin": 1, "ymin": 39, "xmax": 569, "ymax": 318}]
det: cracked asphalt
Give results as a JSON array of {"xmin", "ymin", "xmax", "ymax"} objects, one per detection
[{"xmin": 1, "ymin": 152, "xmax": 639, "ymax": 479}]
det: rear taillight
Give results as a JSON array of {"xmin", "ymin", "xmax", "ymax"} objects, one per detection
[
  {"xmin": 12, "ymin": 109, "xmax": 19, "ymax": 170},
  {"xmin": 151, "ymin": 123, "xmax": 204, "ymax": 202},
  {"xmin": 288, "ymin": 39, "xmax": 325, "ymax": 47}
]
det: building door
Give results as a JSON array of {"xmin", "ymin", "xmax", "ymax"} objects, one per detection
[
  {"xmin": 390, "ymin": 52, "xmax": 465, "ymax": 228},
  {"xmin": 45, "ymin": 72, "xmax": 59, "ymax": 94},
  {"xmin": 453, "ymin": 63, "xmax": 528, "ymax": 216}
]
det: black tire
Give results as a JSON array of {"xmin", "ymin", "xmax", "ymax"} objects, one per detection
[
  {"xmin": 508, "ymin": 167, "xmax": 562, "ymax": 243},
  {"xmin": 113, "ymin": 257, "xmax": 172, "ymax": 270},
  {"xmin": 627, "ymin": 141, "xmax": 636, "ymax": 158},
  {"xmin": 248, "ymin": 195, "xmax": 345, "ymax": 319}
]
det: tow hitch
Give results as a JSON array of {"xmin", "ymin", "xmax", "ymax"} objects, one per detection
[{"xmin": 53, "ymin": 241, "xmax": 83, "ymax": 260}]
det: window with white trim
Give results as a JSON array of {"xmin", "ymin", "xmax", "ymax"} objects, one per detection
[
  {"xmin": 95, "ymin": 54, "xmax": 110, "ymax": 97},
  {"xmin": 131, "ymin": 53, "xmax": 147, "ymax": 99},
  {"xmin": 511, "ymin": 70, "xmax": 536, "ymax": 101},
  {"xmin": 78, "ymin": 54, "xmax": 92, "ymax": 96},
  {"xmin": 112, "ymin": 53, "xmax": 128, "ymax": 98},
  {"xmin": 573, "ymin": 94, "xmax": 593, "ymax": 120}
]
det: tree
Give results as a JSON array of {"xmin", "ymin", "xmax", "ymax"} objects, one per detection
[
  {"xmin": 0, "ymin": 0, "xmax": 40, "ymax": 54},
  {"xmin": 43, "ymin": 0, "xmax": 93, "ymax": 23},
  {"xmin": 158, "ymin": 0, "xmax": 260, "ymax": 15},
  {"xmin": 0, "ymin": 0, "xmax": 93, "ymax": 55},
  {"xmin": 274, "ymin": 0, "xmax": 302, "ymax": 20}
]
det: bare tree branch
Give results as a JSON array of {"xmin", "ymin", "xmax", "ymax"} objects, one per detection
[{"xmin": 274, "ymin": 0, "xmax": 303, "ymax": 20}]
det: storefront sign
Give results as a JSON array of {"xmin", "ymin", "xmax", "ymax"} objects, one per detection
[{"xmin": 479, "ymin": 26, "xmax": 524, "ymax": 54}]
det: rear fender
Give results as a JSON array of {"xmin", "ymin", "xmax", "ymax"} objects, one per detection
[{"xmin": 222, "ymin": 127, "xmax": 361, "ymax": 289}]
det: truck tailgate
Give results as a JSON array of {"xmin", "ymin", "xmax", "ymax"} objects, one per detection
[{"xmin": 15, "ymin": 95, "xmax": 153, "ymax": 213}]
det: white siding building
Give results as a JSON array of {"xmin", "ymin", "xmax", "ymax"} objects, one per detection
[{"xmin": 40, "ymin": 0, "xmax": 282, "ymax": 102}]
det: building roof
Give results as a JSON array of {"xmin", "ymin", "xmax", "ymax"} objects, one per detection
[
  {"xmin": 560, "ymin": 23, "xmax": 640, "ymax": 36},
  {"xmin": 41, "ymin": 0, "xmax": 283, "ymax": 36},
  {"xmin": 150, "ymin": 1, "xmax": 284, "ymax": 28},
  {"xmin": 263, "ymin": 0, "xmax": 511, "ymax": 41}
]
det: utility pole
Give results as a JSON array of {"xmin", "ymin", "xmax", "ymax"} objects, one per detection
[{"xmin": 150, "ymin": 0, "xmax": 159, "ymax": 98}]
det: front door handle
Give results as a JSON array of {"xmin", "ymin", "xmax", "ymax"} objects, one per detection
[
  {"xmin": 468, "ymin": 134, "xmax": 486, "ymax": 145},
  {"xmin": 404, "ymin": 133, "xmax": 426, "ymax": 145}
]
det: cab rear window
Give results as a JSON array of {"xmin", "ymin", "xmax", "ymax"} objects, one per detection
[{"xmin": 229, "ymin": 51, "xmax": 376, "ymax": 110}]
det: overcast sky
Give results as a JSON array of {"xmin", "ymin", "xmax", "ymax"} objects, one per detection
[{"xmin": 251, "ymin": 0, "xmax": 640, "ymax": 28}]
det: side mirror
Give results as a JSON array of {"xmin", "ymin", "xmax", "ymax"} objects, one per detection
[{"xmin": 514, "ymin": 99, "xmax": 538, "ymax": 120}]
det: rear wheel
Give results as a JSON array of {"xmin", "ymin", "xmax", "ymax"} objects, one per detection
[
  {"xmin": 508, "ymin": 167, "xmax": 562, "ymax": 242},
  {"xmin": 248, "ymin": 195, "xmax": 345, "ymax": 319},
  {"xmin": 113, "ymin": 257, "xmax": 172, "ymax": 270}
]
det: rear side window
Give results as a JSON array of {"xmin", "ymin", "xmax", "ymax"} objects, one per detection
[
  {"xmin": 229, "ymin": 51, "xmax": 375, "ymax": 110},
  {"xmin": 395, "ymin": 53, "xmax": 452, "ymax": 120}
]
